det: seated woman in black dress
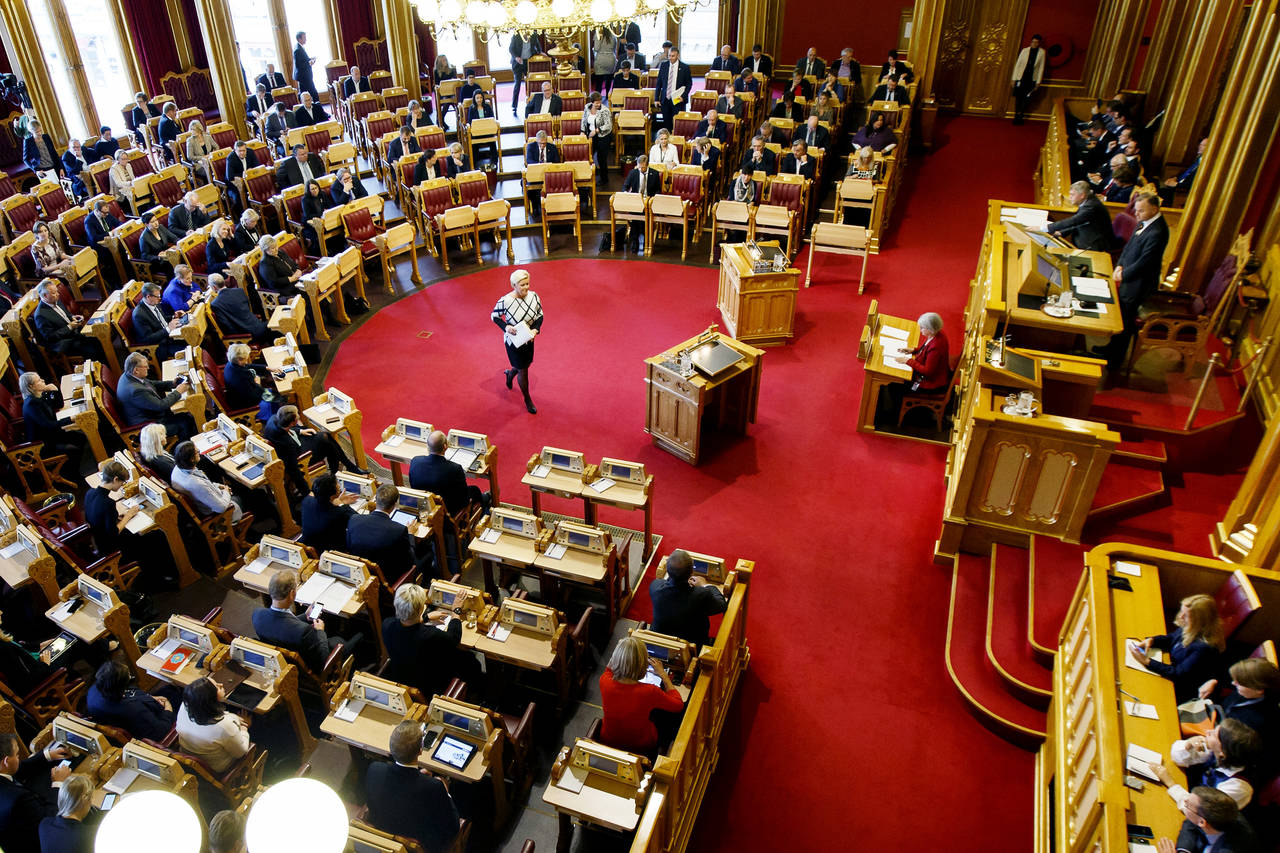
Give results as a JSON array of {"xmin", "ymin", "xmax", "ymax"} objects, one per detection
[
  {"xmin": 205, "ymin": 219, "xmax": 236, "ymax": 275},
  {"xmin": 299, "ymin": 473, "xmax": 357, "ymax": 553},
  {"xmin": 1130, "ymin": 594, "xmax": 1225, "ymax": 703},
  {"xmin": 299, "ymin": 178, "xmax": 331, "ymax": 255},
  {"xmin": 139, "ymin": 423, "xmax": 176, "ymax": 482},
  {"xmin": 85, "ymin": 660, "xmax": 175, "ymax": 741},
  {"xmin": 223, "ymin": 342, "xmax": 279, "ymax": 415},
  {"xmin": 381, "ymin": 583, "xmax": 482, "ymax": 696},
  {"xmin": 19, "ymin": 371, "xmax": 87, "ymax": 463}
]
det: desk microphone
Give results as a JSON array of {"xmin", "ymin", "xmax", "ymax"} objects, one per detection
[{"xmin": 1116, "ymin": 683, "xmax": 1141, "ymax": 702}]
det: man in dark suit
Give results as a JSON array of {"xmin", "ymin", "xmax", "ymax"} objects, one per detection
[
  {"xmin": 618, "ymin": 156, "xmax": 662, "ymax": 251},
  {"xmin": 526, "ymin": 81, "xmax": 563, "ymax": 117},
  {"xmin": 716, "ymin": 85, "xmax": 745, "ymax": 119},
  {"xmin": 157, "ymin": 102, "xmax": 180, "ymax": 162},
  {"xmin": 264, "ymin": 102, "xmax": 295, "ymax": 156},
  {"xmin": 168, "ymin": 191, "xmax": 213, "ymax": 236},
  {"xmin": 1162, "ymin": 787, "xmax": 1257, "ymax": 853},
  {"xmin": 347, "ymin": 484, "xmax": 426, "ymax": 584},
  {"xmin": 622, "ymin": 43, "xmax": 646, "ymax": 72},
  {"xmin": 85, "ymin": 199, "xmax": 122, "ymax": 285},
  {"xmin": 365, "ymin": 722, "xmax": 459, "ymax": 853},
  {"xmin": 91, "ymin": 126, "xmax": 120, "ymax": 163},
  {"xmin": 872, "ymin": 76, "xmax": 909, "ymax": 104},
  {"xmin": 32, "ymin": 280, "xmax": 98, "ymax": 359},
  {"xmin": 263, "ymin": 404, "xmax": 364, "ymax": 494},
  {"xmin": 342, "ymin": 66, "xmax": 372, "ymax": 99},
  {"xmin": 412, "ymin": 149, "xmax": 446, "ymax": 185},
  {"xmin": 252, "ymin": 569, "xmax": 355, "ymax": 673},
  {"xmin": 225, "ymin": 140, "xmax": 260, "ymax": 212},
  {"xmin": 130, "ymin": 282, "xmax": 185, "ymax": 360},
  {"xmin": 710, "ymin": 44, "xmax": 740, "ymax": 75},
  {"xmin": 209, "ymin": 274, "xmax": 272, "ymax": 343},
  {"xmin": 1162, "ymin": 136, "xmax": 1207, "ymax": 206},
  {"xmin": 245, "ymin": 83, "xmax": 274, "ymax": 122},
  {"xmin": 797, "ymin": 115, "xmax": 829, "ymax": 150},
  {"xmin": 61, "ymin": 138, "xmax": 91, "ymax": 199},
  {"xmin": 694, "ymin": 109, "xmax": 728, "ymax": 144},
  {"xmin": 0, "ymin": 732, "xmax": 71, "ymax": 853},
  {"xmin": 745, "ymin": 44, "xmax": 772, "ymax": 78},
  {"xmin": 22, "ymin": 119, "xmax": 63, "ymax": 180},
  {"xmin": 386, "ymin": 126, "xmax": 421, "ymax": 165},
  {"xmin": 408, "ymin": 430, "xmax": 489, "ymax": 517},
  {"xmin": 116, "ymin": 352, "xmax": 195, "ymax": 438},
  {"xmin": 1097, "ymin": 192, "xmax": 1170, "ymax": 371},
  {"xmin": 795, "ymin": 47, "xmax": 825, "ymax": 79},
  {"xmin": 300, "ymin": 474, "xmax": 357, "ymax": 554},
  {"xmin": 330, "ymin": 167, "xmax": 368, "ymax": 206},
  {"xmin": 879, "ymin": 50, "xmax": 914, "ymax": 84},
  {"xmin": 293, "ymin": 31, "xmax": 319, "ymax": 100},
  {"xmin": 524, "ymin": 130, "xmax": 560, "ymax": 165},
  {"xmin": 509, "ymin": 32, "xmax": 543, "ymax": 114},
  {"xmin": 649, "ymin": 549, "xmax": 727, "ymax": 648},
  {"xmin": 779, "ymin": 140, "xmax": 816, "ymax": 180},
  {"xmin": 255, "ymin": 64, "xmax": 286, "ymax": 92},
  {"xmin": 655, "ymin": 47, "xmax": 692, "ymax": 130},
  {"xmin": 276, "ymin": 143, "xmax": 323, "ymax": 188},
  {"xmin": 735, "ymin": 66, "xmax": 760, "ymax": 95},
  {"xmin": 740, "ymin": 134, "xmax": 778, "ymax": 176},
  {"xmin": 770, "ymin": 92, "xmax": 804, "ymax": 122},
  {"xmin": 293, "ymin": 91, "xmax": 327, "ymax": 127},
  {"xmin": 1046, "ymin": 182, "xmax": 1113, "ymax": 253},
  {"xmin": 459, "ymin": 69, "xmax": 481, "ymax": 104}
]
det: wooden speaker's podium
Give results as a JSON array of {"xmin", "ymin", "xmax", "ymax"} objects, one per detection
[
  {"xmin": 717, "ymin": 242, "xmax": 800, "ymax": 346},
  {"xmin": 644, "ymin": 327, "xmax": 764, "ymax": 465}
]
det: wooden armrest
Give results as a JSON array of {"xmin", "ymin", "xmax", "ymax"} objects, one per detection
[
  {"xmin": 389, "ymin": 567, "xmax": 420, "ymax": 593},
  {"xmin": 444, "ymin": 677, "xmax": 466, "ymax": 700},
  {"xmin": 321, "ymin": 641, "xmax": 348, "ymax": 676},
  {"xmin": 448, "ymin": 572, "xmax": 462, "ymax": 583},
  {"xmin": 20, "ymin": 667, "xmax": 73, "ymax": 704},
  {"xmin": 374, "ymin": 658, "xmax": 389, "ymax": 678},
  {"xmin": 518, "ymin": 841, "xmax": 534, "ymax": 853},
  {"xmin": 508, "ymin": 701, "xmax": 535, "ymax": 745},
  {"xmin": 200, "ymin": 605, "xmax": 222, "ymax": 624},
  {"xmin": 585, "ymin": 717, "xmax": 602, "ymax": 741},
  {"xmin": 571, "ymin": 607, "xmax": 591, "ymax": 640}
]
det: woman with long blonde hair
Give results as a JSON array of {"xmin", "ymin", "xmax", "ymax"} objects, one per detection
[{"xmin": 1130, "ymin": 593, "xmax": 1224, "ymax": 702}]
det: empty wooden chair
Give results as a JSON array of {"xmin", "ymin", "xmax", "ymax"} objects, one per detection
[
  {"xmin": 610, "ymin": 190, "xmax": 649, "ymax": 252},
  {"xmin": 806, "ymin": 223, "xmax": 870, "ymax": 293},
  {"xmin": 709, "ymin": 200, "xmax": 753, "ymax": 263},
  {"xmin": 649, "ymin": 194, "xmax": 693, "ymax": 260},
  {"xmin": 750, "ymin": 203, "xmax": 797, "ymax": 258}
]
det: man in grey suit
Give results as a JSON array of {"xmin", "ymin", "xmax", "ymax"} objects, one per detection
[
  {"xmin": 1047, "ymin": 181, "xmax": 1113, "ymax": 252},
  {"xmin": 115, "ymin": 352, "xmax": 196, "ymax": 438},
  {"xmin": 1096, "ymin": 191, "xmax": 1170, "ymax": 371}
]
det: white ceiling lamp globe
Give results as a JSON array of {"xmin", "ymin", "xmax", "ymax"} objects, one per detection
[
  {"xmin": 95, "ymin": 790, "xmax": 202, "ymax": 853},
  {"xmin": 615, "ymin": 0, "xmax": 636, "ymax": 16},
  {"xmin": 465, "ymin": 0, "xmax": 487, "ymax": 23},
  {"xmin": 246, "ymin": 778, "xmax": 348, "ymax": 853},
  {"xmin": 418, "ymin": 0, "xmax": 440, "ymax": 20},
  {"xmin": 439, "ymin": 0, "xmax": 463, "ymax": 22},
  {"xmin": 515, "ymin": 0, "xmax": 537, "ymax": 24},
  {"xmin": 589, "ymin": 0, "xmax": 613, "ymax": 23},
  {"xmin": 551, "ymin": 0, "xmax": 575, "ymax": 21},
  {"xmin": 486, "ymin": 1, "xmax": 509, "ymax": 27}
]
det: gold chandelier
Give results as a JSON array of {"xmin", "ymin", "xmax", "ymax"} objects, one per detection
[{"xmin": 412, "ymin": 0, "xmax": 707, "ymax": 40}]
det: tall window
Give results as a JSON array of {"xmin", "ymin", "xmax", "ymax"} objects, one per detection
[
  {"xmin": 282, "ymin": 0, "xmax": 334, "ymax": 75},
  {"xmin": 229, "ymin": 0, "xmax": 280, "ymax": 92},
  {"xmin": 679, "ymin": 4, "xmax": 718, "ymax": 64},
  {"xmin": 485, "ymin": 32, "xmax": 512, "ymax": 73},
  {"xmin": 27, "ymin": 0, "xmax": 88, "ymax": 139},
  {"xmin": 635, "ymin": 14, "xmax": 669, "ymax": 61},
  {"xmin": 65, "ymin": 6, "xmax": 135, "ymax": 139},
  {"xmin": 434, "ymin": 27, "xmax": 477, "ymax": 71}
]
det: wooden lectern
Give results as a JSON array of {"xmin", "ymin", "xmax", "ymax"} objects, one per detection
[
  {"xmin": 717, "ymin": 242, "xmax": 800, "ymax": 346},
  {"xmin": 644, "ymin": 327, "xmax": 764, "ymax": 465}
]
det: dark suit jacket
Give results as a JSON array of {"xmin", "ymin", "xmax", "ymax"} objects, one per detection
[
  {"xmin": 23, "ymin": 133, "xmax": 63, "ymax": 176},
  {"xmin": 293, "ymin": 44, "xmax": 314, "ymax": 86},
  {"xmin": 710, "ymin": 55, "xmax": 741, "ymax": 75},
  {"xmin": 157, "ymin": 116, "xmax": 180, "ymax": 146},
  {"xmin": 331, "ymin": 178, "xmax": 368, "ymax": 206},
  {"xmin": 85, "ymin": 683, "xmax": 174, "ymax": 741},
  {"xmin": 22, "ymin": 391, "xmax": 66, "ymax": 448},
  {"xmin": 745, "ymin": 54, "xmax": 772, "ymax": 77},
  {"xmin": 872, "ymin": 84, "xmax": 909, "ymax": 104},
  {"xmin": 245, "ymin": 93, "xmax": 275, "ymax": 118},
  {"xmin": 612, "ymin": 71, "xmax": 642, "ymax": 89},
  {"xmin": 387, "ymin": 137, "xmax": 421, "ymax": 165},
  {"xmin": 466, "ymin": 103, "xmax": 496, "ymax": 123},
  {"xmin": 364, "ymin": 762, "xmax": 458, "ymax": 853},
  {"xmin": 695, "ymin": 119, "xmax": 728, "ymax": 143},
  {"xmin": 1115, "ymin": 216, "xmax": 1170, "ymax": 307},
  {"xmin": 140, "ymin": 224, "xmax": 177, "ymax": 261},
  {"xmin": 116, "ymin": 373, "xmax": 181, "ymax": 425},
  {"xmin": 382, "ymin": 616, "xmax": 464, "ymax": 697},
  {"xmin": 300, "ymin": 495, "xmax": 356, "ymax": 554},
  {"xmin": 655, "ymin": 61, "xmax": 693, "ymax": 107},
  {"xmin": 264, "ymin": 111, "xmax": 295, "ymax": 143},
  {"xmin": 233, "ymin": 223, "xmax": 264, "ymax": 255},
  {"xmin": 84, "ymin": 485, "xmax": 124, "ymax": 557},
  {"xmin": 1047, "ymin": 196, "xmax": 1113, "ymax": 252},
  {"xmin": 258, "ymin": 251, "xmax": 298, "ymax": 292},
  {"xmin": 225, "ymin": 149, "xmax": 260, "ymax": 187},
  {"xmin": 302, "ymin": 191, "xmax": 331, "ymax": 223},
  {"xmin": 879, "ymin": 60, "xmax": 914, "ymax": 83},
  {"xmin": 622, "ymin": 167, "xmax": 661, "ymax": 196},
  {"xmin": 38, "ymin": 814, "xmax": 100, "ymax": 853},
  {"xmin": 130, "ymin": 103, "xmax": 160, "ymax": 132},
  {"xmin": 85, "ymin": 212, "xmax": 120, "ymax": 245},
  {"xmin": 256, "ymin": 71, "xmax": 286, "ymax": 90},
  {"xmin": 779, "ymin": 153, "xmax": 816, "ymax": 180},
  {"xmin": 443, "ymin": 155, "xmax": 471, "ymax": 178},
  {"xmin": 223, "ymin": 361, "xmax": 266, "ymax": 409},
  {"xmin": 0, "ymin": 752, "xmax": 57, "ymax": 853},
  {"xmin": 33, "ymin": 301, "xmax": 79, "ymax": 351},
  {"xmin": 715, "ymin": 95, "xmax": 746, "ymax": 119},
  {"xmin": 342, "ymin": 76, "xmax": 373, "ymax": 99},
  {"xmin": 294, "ymin": 103, "xmax": 328, "ymax": 127},
  {"xmin": 347, "ymin": 511, "xmax": 416, "ymax": 583},
  {"xmin": 252, "ymin": 606, "xmax": 332, "ymax": 673},
  {"xmin": 61, "ymin": 150, "xmax": 90, "ymax": 196},
  {"xmin": 691, "ymin": 146, "xmax": 719, "ymax": 173},
  {"xmin": 408, "ymin": 454, "xmax": 471, "ymax": 515},
  {"xmin": 795, "ymin": 57, "xmax": 826, "ymax": 78},
  {"xmin": 526, "ymin": 93, "xmax": 563, "ymax": 116},
  {"xmin": 740, "ymin": 148, "xmax": 778, "ymax": 175},
  {"xmin": 168, "ymin": 204, "xmax": 212, "ymax": 236},
  {"xmin": 770, "ymin": 101, "xmax": 805, "ymax": 122},
  {"xmin": 1173, "ymin": 817, "xmax": 1256, "ymax": 853},
  {"xmin": 91, "ymin": 137, "xmax": 120, "ymax": 163},
  {"xmin": 276, "ymin": 153, "xmax": 324, "ymax": 188},
  {"xmin": 797, "ymin": 124, "xmax": 830, "ymax": 149},
  {"xmin": 131, "ymin": 300, "xmax": 174, "ymax": 345},
  {"xmin": 211, "ymin": 287, "xmax": 267, "ymax": 340},
  {"xmin": 649, "ymin": 576, "xmax": 727, "ymax": 647},
  {"xmin": 524, "ymin": 141, "xmax": 561, "ymax": 164},
  {"xmin": 206, "ymin": 236, "xmax": 235, "ymax": 274},
  {"xmin": 622, "ymin": 53, "xmax": 647, "ymax": 72},
  {"xmin": 787, "ymin": 78, "xmax": 814, "ymax": 100}
]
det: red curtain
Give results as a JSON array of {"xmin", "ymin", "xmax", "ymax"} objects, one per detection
[
  {"xmin": 121, "ymin": 0, "xmax": 183, "ymax": 94},
  {"xmin": 182, "ymin": 0, "xmax": 209, "ymax": 70},
  {"xmin": 333, "ymin": 0, "xmax": 376, "ymax": 62}
]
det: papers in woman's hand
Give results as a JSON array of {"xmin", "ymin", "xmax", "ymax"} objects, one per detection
[
  {"xmin": 509, "ymin": 321, "xmax": 534, "ymax": 347},
  {"xmin": 1125, "ymin": 743, "xmax": 1163, "ymax": 780}
]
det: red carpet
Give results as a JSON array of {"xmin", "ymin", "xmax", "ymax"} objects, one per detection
[{"xmin": 324, "ymin": 116, "xmax": 1070, "ymax": 851}]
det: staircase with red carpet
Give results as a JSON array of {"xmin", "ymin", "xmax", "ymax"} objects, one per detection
[
  {"xmin": 946, "ymin": 548, "xmax": 1047, "ymax": 749},
  {"xmin": 986, "ymin": 543, "xmax": 1051, "ymax": 709},
  {"xmin": 1087, "ymin": 437, "xmax": 1170, "ymax": 524}
]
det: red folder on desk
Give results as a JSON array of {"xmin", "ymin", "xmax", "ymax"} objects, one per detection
[{"xmin": 160, "ymin": 647, "xmax": 197, "ymax": 674}]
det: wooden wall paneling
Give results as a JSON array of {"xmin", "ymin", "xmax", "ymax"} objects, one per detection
[
  {"xmin": 1083, "ymin": 0, "xmax": 1152, "ymax": 98},
  {"xmin": 1153, "ymin": 0, "xmax": 1245, "ymax": 167},
  {"xmin": 381, "ymin": 0, "xmax": 420, "ymax": 100},
  {"xmin": 1138, "ymin": 0, "xmax": 1191, "ymax": 111},
  {"xmin": 193, "ymin": 0, "xmax": 251, "ymax": 139},
  {"xmin": 908, "ymin": 0, "xmax": 948, "ymax": 149},
  {"xmin": 166, "ymin": 0, "xmax": 196, "ymax": 70},
  {"xmin": 960, "ymin": 0, "xmax": 1029, "ymax": 116},
  {"xmin": 736, "ymin": 0, "xmax": 783, "ymax": 65},
  {"xmin": 932, "ymin": 0, "xmax": 975, "ymax": 111}
]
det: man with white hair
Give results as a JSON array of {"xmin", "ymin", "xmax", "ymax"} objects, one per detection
[
  {"xmin": 168, "ymin": 190, "xmax": 213, "ymax": 236},
  {"xmin": 116, "ymin": 351, "xmax": 195, "ymax": 439}
]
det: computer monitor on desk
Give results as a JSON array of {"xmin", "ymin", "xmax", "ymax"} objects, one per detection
[
  {"xmin": 391, "ymin": 486, "xmax": 434, "ymax": 527},
  {"xmin": 14, "ymin": 524, "xmax": 41, "ymax": 561},
  {"xmin": 52, "ymin": 715, "xmax": 108, "ymax": 757},
  {"xmin": 446, "ymin": 429, "xmax": 487, "ymax": 454},
  {"xmin": 319, "ymin": 552, "xmax": 365, "ymax": 585},
  {"xmin": 553, "ymin": 520, "xmax": 608, "ymax": 554},
  {"xmin": 165, "ymin": 615, "xmax": 216, "ymax": 653},
  {"xmin": 0, "ymin": 501, "xmax": 15, "ymax": 534},
  {"xmin": 488, "ymin": 507, "xmax": 542, "ymax": 540},
  {"xmin": 428, "ymin": 579, "xmax": 485, "ymax": 620},
  {"xmin": 230, "ymin": 638, "xmax": 282, "ymax": 682},
  {"xmin": 660, "ymin": 550, "xmax": 728, "ymax": 585},
  {"xmin": 630, "ymin": 628, "xmax": 694, "ymax": 677},
  {"xmin": 568, "ymin": 739, "xmax": 647, "ymax": 787},
  {"xmin": 538, "ymin": 446, "xmax": 584, "ymax": 475},
  {"xmin": 599, "ymin": 458, "xmax": 646, "ymax": 485},
  {"xmin": 121, "ymin": 741, "xmax": 183, "ymax": 785},
  {"xmin": 500, "ymin": 598, "xmax": 557, "ymax": 637},
  {"xmin": 426, "ymin": 696, "xmax": 492, "ymax": 740},
  {"xmin": 1015, "ymin": 241, "xmax": 1071, "ymax": 300},
  {"xmin": 336, "ymin": 472, "xmax": 375, "ymax": 500},
  {"xmin": 395, "ymin": 418, "xmax": 432, "ymax": 443},
  {"xmin": 258, "ymin": 535, "xmax": 305, "ymax": 570},
  {"xmin": 76, "ymin": 574, "xmax": 115, "ymax": 610},
  {"xmin": 138, "ymin": 477, "xmax": 167, "ymax": 510},
  {"xmin": 216, "ymin": 414, "xmax": 241, "ymax": 445},
  {"xmin": 348, "ymin": 672, "xmax": 410, "ymax": 714},
  {"xmin": 327, "ymin": 387, "xmax": 353, "ymax": 416}
]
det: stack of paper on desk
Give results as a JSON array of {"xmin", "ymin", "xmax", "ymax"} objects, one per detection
[
  {"xmin": 1071, "ymin": 276, "xmax": 1112, "ymax": 299},
  {"xmin": 0, "ymin": 541, "xmax": 26, "ymax": 560},
  {"xmin": 296, "ymin": 574, "xmax": 355, "ymax": 613},
  {"xmin": 882, "ymin": 352, "xmax": 911, "ymax": 370},
  {"xmin": 445, "ymin": 447, "xmax": 478, "ymax": 468},
  {"xmin": 1125, "ymin": 743, "xmax": 1163, "ymax": 780},
  {"xmin": 1000, "ymin": 206, "xmax": 1050, "ymax": 229},
  {"xmin": 125, "ymin": 512, "xmax": 151, "ymax": 534}
]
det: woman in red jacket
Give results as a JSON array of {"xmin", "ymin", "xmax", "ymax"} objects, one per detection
[
  {"xmin": 599, "ymin": 637, "xmax": 684, "ymax": 756},
  {"xmin": 905, "ymin": 312, "xmax": 950, "ymax": 392}
]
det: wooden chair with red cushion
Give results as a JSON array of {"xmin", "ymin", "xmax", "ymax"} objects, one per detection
[
  {"xmin": 418, "ymin": 125, "xmax": 447, "ymax": 152},
  {"xmin": 561, "ymin": 135, "xmax": 590, "ymax": 162},
  {"xmin": 560, "ymin": 91, "xmax": 586, "ymax": 113},
  {"xmin": 32, "ymin": 182, "xmax": 72, "ymax": 222},
  {"xmin": 57, "ymin": 208, "xmax": 90, "ymax": 252},
  {"xmin": 669, "ymin": 165, "xmax": 707, "ymax": 239},
  {"xmin": 151, "ymin": 174, "xmax": 184, "ymax": 209},
  {"xmin": 177, "ymin": 231, "xmax": 212, "ymax": 284},
  {"xmin": 524, "ymin": 115, "xmax": 554, "ymax": 141},
  {"xmin": 208, "ymin": 122, "xmax": 237, "ymax": 151},
  {"xmin": 243, "ymin": 166, "xmax": 281, "ymax": 232},
  {"xmin": 381, "ymin": 87, "xmax": 409, "ymax": 113},
  {"xmin": 342, "ymin": 204, "xmax": 387, "ymax": 269},
  {"xmin": 276, "ymin": 231, "xmax": 315, "ymax": 273},
  {"xmin": 199, "ymin": 348, "xmax": 261, "ymax": 428},
  {"xmin": 414, "ymin": 177, "xmax": 455, "ymax": 258},
  {"xmin": 394, "ymin": 153, "xmax": 422, "ymax": 216},
  {"xmin": 690, "ymin": 90, "xmax": 718, "ymax": 116},
  {"xmin": 0, "ymin": 194, "xmax": 40, "ymax": 242},
  {"xmin": 1214, "ymin": 569, "xmax": 1261, "ymax": 640}
]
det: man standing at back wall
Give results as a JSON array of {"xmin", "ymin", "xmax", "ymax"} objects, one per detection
[{"xmin": 293, "ymin": 31, "xmax": 319, "ymax": 101}]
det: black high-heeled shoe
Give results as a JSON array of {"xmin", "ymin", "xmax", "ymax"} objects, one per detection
[
  {"xmin": 504, "ymin": 368, "xmax": 515, "ymax": 390},
  {"xmin": 525, "ymin": 399, "xmax": 537, "ymax": 414}
]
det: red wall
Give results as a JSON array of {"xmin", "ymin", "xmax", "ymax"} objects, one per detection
[
  {"xmin": 778, "ymin": 2, "xmax": 910, "ymax": 70},
  {"xmin": 1021, "ymin": 0, "xmax": 1102, "ymax": 82}
]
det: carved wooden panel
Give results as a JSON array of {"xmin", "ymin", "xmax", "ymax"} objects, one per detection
[
  {"xmin": 962, "ymin": 0, "xmax": 1030, "ymax": 114},
  {"xmin": 978, "ymin": 439, "xmax": 1031, "ymax": 514},
  {"xmin": 933, "ymin": 0, "xmax": 976, "ymax": 109}
]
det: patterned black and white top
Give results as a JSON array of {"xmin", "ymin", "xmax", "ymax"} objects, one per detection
[{"xmin": 491, "ymin": 290, "xmax": 544, "ymax": 347}]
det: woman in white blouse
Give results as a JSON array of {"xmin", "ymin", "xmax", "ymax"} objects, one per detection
[
  {"xmin": 108, "ymin": 150, "xmax": 136, "ymax": 208},
  {"xmin": 491, "ymin": 268, "xmax": 544, "ymax": 414},
  {"xmin": 648, "ymin": 128, "xmax": 680, "ymax": 169},
  {"xmin": 176, "ymin": 677, "xmax": 251, "ymax": 773}
]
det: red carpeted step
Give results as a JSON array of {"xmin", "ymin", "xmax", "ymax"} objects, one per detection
[
  {"xmin": 1112, "ymin": 438, "xmax": 1168, "ymax": 468},
  {"xmin": 1089, "ymin": 457, "xmax": 1168, "ymax": 518},
  {"xmin": 946, "ymin": 551, "xmax": 1046, "ymax": 748},
  {"xmin": 1028, "ymin": 536, "xmax": 1087, "ymax": 663},
  {"xmin": 986, "ymin": 544, "xmax": 1052, "ymax": 708}
]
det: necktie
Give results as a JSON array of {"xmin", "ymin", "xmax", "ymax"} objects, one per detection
[
  {"xmin": 152, "ymin": 304, "xmax": 164, "ymax": 325},
  {"xmin": 54, "ymin": 303, "xmax": 70, "ymax": 322},
  {"xmin": 807, "ymin": 130, "xmax": 814, "ymax": 145},
  {"xmin": 290, "ymin": 430, "xmax": 301, "ymax": 446},
  {"xmin": 806, "ymin": 60, "xmax": 812, "ymax": 76},
  {"xmin": 299, "ymin": 159, "xmax": 312, "ymax": 184},
  {"xmin": 539, "ymin": 146, "xmax": 545, "ymax": 163},
  {"xmin": 259, "ymin": 97, "xmax": 265, "ymax": 114},
  {"xmin": 668, "ymin": 63, "xmax": 677, "ymax": 97}
]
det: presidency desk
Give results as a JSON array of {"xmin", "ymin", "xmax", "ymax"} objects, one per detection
[
  {"xmin": 856, "ymin": 307, "xmax": 918, "ymax": 433},
  {"xmin": 644, "ymin": 328, "xmax": 764, "ymax": 465}
]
